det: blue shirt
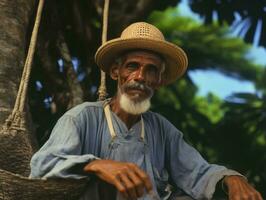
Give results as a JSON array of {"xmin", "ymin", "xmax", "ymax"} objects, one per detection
[{"xmin": 30, "ymin": 101, "xmax": 241, "ymax": 199}]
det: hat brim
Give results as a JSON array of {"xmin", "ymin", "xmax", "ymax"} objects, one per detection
[{"xmin": 95, "ymin": 37, "xmax": 188, "ymax": 85}]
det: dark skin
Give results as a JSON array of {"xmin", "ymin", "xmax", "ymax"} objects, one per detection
[
  {"xmin": 224, "ymin": 176, "xmax": 263, "ymax": 200},
  {"xmin": 84, "ymin": 50, "xmax": 263, "ymax": 200}
]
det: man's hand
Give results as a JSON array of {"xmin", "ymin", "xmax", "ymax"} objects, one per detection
[
  {"xmin": 224, "ymin": 175, "xmax": 263, "ymax": 200},
  {"xmin": 83, "ymin": 160, "xmax": 153, "ymax": 199}
]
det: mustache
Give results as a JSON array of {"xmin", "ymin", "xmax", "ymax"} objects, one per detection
[{"xmin": 122, "ymin": 81, "xmax": 153, "ymax": 95}]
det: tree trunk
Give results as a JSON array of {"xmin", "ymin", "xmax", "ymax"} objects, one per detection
[
  {"xmin": 57, "ymin": 33, "xmax": 83, "ymax": 108},
  {"xmin": 0, "ymin": 0, "xmax": 35, "ymax": 125}
]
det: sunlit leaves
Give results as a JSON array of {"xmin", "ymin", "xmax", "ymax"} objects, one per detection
[
  {"xmin": 148, "ymin": 8, "xmax": 263, "ymax": 82},
  {"xmin": 194, "ymin": 93, "xmax": 224, "ymax": 123},
  {"xmin": 149, "ymin": 7, "xmax": 266, "ymax": 196}
]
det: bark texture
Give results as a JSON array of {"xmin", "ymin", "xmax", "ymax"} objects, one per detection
[{"xmin": 0, "ymin": 0, "xmax": 35, "ymax": 125}]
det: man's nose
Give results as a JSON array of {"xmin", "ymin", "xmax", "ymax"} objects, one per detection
[{"xmin": 134, "ymin": 67, "xmax": 145, "ymax": 83}]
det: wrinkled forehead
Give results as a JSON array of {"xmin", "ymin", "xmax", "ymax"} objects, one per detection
[{"xmin": 116, "ymin": 49, "xmax": 164, "ymax": 63}]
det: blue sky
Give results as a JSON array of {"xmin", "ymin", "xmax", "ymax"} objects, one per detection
[
  {"xmin": 178, "ymin": 0, "xmax": 266, "ymax": 99},
  {"xmin": 188, "ymin": 70, "xmax": 257, "ymax": 98}
]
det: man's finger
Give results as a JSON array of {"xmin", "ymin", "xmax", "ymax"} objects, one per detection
[
  {"xmin": 119, "ymin": 173, "xmax": 138, "ymax": 199},
  {"xmin": 250, "ymin": 190, "xmax": 263, "ymax": 200},
  {"xmin": 129, "ymin": 164, "xmax": 153, "ymax": 192},
  {"xmin": 256, "ymin": 191, "xmax": 264, "ymax": 200},
  {"xmin": 127, "ymin": 170, "xmax": 145, "ymax": 197},
  {"xmin": 113, "ymin": 177, "xmax": 129, "ymax": 199}
]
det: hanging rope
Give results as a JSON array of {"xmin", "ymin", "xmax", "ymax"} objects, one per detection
[
  {"xmin": 3, "ymin": 0, "xmax": 108, "ymax": 130},
  {"xmin": 98, "ymin": 0, "xmax": 110, "ymax": 101},
  {"xmin": 2, "ymin": 0, "xmax": 45, "ymax": 132}
]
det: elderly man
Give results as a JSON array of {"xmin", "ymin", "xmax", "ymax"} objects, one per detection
[{"xmin": 30, "ymin": 22, "xmax": 262, "ymax": 200}]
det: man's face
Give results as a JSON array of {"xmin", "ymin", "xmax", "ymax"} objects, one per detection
[{"xmin": 111, "ymin": 50, "xmax": 164, "ymax": 102}]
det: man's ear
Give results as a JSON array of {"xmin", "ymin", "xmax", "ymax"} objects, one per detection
[
  {"xmin": 154, "ymin": 75, "xmax": 166, "ymax": 89},
  {"xmin": 110, "ymin": 63, "xmax": 119, "ymax": 80}
]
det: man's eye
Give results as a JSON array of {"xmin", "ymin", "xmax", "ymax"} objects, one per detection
[{"xmin": 126, "ymin": 62, "xmax": 139, "ymax": 69}]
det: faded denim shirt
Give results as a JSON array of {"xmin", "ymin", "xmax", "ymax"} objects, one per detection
[{"xmin": 30, "ymin": 101, "xmax": 241, "ymax": 199}]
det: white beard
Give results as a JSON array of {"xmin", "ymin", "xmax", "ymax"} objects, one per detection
[{"xmin": 119, "ymin": 94, "xmax": 151, "ymax": 115}]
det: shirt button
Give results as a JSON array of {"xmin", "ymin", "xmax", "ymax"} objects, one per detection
[{"xmin": 125, "ymin": 135, "xmax": 132, "ymax": 140}]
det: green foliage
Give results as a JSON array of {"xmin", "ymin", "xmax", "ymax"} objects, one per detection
[
  {"xmin": 152, "ymin": 77, "xmax": 220, "ymax": 163},
  {"xmin": 194, "ymin": 93, "xmax": 224, "ymax": 124},
  {"xmin": 148, "ymin": 8, "xmax": 263, "ymax": 82},
  {"xmin": 213, "ymin": 93, "xmax": 266, "ymax": 194},
  {"xmin": 188, "ymin": 0, "xmax": 266, "ymax": 46},
  {"xmin": 148, "ymin": 7, "xmax": 266, "ymax": 197}
]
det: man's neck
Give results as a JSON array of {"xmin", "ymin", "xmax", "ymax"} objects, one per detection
[{"xmin": 109, "ymin": 96, "xmax": 141, "ymax": 129}]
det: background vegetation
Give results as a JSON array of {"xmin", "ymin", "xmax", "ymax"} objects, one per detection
[{"xmin": 149, "ymin": 8, "xmax": 266, "ymax": 197}]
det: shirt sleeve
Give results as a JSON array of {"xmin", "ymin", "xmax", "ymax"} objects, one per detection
[
  {"xmin": 29, "ymin": 114, "xmax": 99, "ymax": 180},
  {"xmin": 164, "ymin": 121, "xmax": 243, "ymax": 199}
]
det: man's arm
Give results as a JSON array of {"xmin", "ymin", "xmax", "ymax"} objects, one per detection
[
  {"xmin": 30, "ymin": 112, "xmax": 154, "ymax": 199},
  {"xmin": 30, "ymin": 114, "xmax": 98, "ymax": 179},
  {"xmin": 161, "ymin": 117, "xmax": 263, "ymax": 199},
  {"xmin": 223, "ymin": 176, "xmax": 263, "ymax": 200}
]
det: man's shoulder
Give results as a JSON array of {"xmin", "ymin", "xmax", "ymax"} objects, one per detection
[
  {"xmin": 144, "ymin": 110, "xmax": 168, "ymax": 122},
  {"xmin": 64, "ymin": 101, "xmax": 104, "ymax": 118},
  {"xmin": 143, "ymin": 111, "xmax": 173, "ymax": 129},
  {"xmin": 144, "ymin": 111, "xmax": 183, "ymax": 136}
]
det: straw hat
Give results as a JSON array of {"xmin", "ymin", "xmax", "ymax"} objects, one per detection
[{"xmin": 95, "ymin": 22, "xmax": 188, "ymax": 85}]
